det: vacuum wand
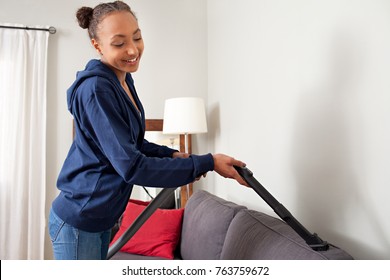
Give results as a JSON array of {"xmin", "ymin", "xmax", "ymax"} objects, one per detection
[{"xmin": 234, "ymin": 166, "xmax": 329, "ymax": 251}]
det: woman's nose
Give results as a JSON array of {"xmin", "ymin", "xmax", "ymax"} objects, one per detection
[{"xmin": 126, "ymin": 42, "xmax": 137, "ymax": 55}]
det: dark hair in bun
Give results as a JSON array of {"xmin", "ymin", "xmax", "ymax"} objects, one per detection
[
  {"xmin": 76, "ymin": 7, "xmax": 94, "ymax": 29},
  {"xmin": 75, "ymin": 1, "xmax": 136, "ymax": 40}
]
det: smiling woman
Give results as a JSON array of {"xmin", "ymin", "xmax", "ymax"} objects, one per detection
[
  {"xmin": 48, "ymin": 0, "xmax": 246, "ymax": 260},
  {"xmin": 91, "ymin": 11, "xmax": 144, "ymax": 77}
]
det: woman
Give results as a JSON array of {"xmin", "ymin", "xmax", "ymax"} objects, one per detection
[{"xmin": 49, "ymin": 1, "xmax": 247, "ymax": 260}]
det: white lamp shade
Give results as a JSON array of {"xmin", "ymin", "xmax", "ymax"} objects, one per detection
[{"xmin": 163, "ymin": 97, "xmax": 208, "ymax": 134}]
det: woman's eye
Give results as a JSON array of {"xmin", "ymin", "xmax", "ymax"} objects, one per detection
[{"xmin": 112, "ymin": 43, "xmax": 124, "ymax": 47}]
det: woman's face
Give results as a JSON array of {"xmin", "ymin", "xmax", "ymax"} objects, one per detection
[{"xmin": 92, "ymin": 11, "xmax": 144, "ymax": 79}]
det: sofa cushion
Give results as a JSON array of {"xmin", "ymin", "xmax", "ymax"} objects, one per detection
[
  {"xmin": 221, "ymin": 210, "xmax": 353, "ymax": 260},
  {"xmin": 180, "ymin": 190, "xmax": 246, "ymax": 259},
  {"xmin": 110, "ymin": 199, "xmax": 184, "ymax": 260}
]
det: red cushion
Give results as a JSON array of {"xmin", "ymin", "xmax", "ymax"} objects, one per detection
[{"xmin": 110, "ymin": 199, "xmax": 184, "ymax": 259}]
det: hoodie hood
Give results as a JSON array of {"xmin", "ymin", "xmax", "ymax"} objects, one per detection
[{"xmin": 67, "ymin": 59, "xmax": 122, "ymax": 114}]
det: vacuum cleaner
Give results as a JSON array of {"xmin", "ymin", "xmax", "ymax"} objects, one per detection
[{"xmin": 107, "ymin": 165, "xmax": 329, "ymax": 259}]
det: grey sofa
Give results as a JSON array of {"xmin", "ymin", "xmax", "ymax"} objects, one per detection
[{"xmin": 111, "ymin": 190, "xmax": 353, "ymax": 260}]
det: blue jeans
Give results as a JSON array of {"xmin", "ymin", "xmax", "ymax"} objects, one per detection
[{"xmin": 48, "ymin": 208, "xmax": 111, "ymax": 260}]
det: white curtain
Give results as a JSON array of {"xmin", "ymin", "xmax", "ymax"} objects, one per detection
[{"xmin": 0, "ymin": 24, "xmax": 49, "ymax": 259}]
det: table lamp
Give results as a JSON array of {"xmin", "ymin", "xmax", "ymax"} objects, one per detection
[{"xmin": 163, "ymin": 97, "xmax": 208, "ymax": 207}]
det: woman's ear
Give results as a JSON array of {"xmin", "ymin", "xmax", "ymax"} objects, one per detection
[{"xmin": 91, "ymin": 38, "xmax": 103, "ymax": 56}]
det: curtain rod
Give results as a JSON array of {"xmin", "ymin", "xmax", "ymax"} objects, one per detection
[{"xmin": 0, "ymin": 25, "xmax": 56, "ymax": 34}]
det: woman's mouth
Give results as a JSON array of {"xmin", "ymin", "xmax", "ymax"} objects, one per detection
[{"xmin": 124, "ymin": 57, "xmax": 138, "ymax": 64}]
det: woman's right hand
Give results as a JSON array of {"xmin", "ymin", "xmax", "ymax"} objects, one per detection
[{"xmin": 212, "ymin": 154, "xmax": 249, "ymax": 187}]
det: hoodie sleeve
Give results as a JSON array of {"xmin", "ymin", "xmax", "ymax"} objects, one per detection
[
  {"xmin": 76, "ymin": 77, "xmax": 214, "ymax": 188},
  {"xmin": 140, "ymin": 139, "xmax": 178, "ymax": 158}
]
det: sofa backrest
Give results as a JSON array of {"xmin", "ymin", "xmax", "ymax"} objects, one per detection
[
  {"xmin": 180, "ymin": 190, "xmax": 246, "ymax": 259},
  {"xmin": 221, "ymin": 209, "xmax": 354, "ymax": 260}
]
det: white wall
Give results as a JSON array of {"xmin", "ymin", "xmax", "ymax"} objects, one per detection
[
  {"xmin": 207, "ymin": 0, "xmax": 390, "ymax": 259},
  {"xmin": 1, "ymin": 0, "xmax": 207, "ymax": 259}
]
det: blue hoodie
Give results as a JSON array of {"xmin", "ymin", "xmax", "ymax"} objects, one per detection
[{"xmin": 52, "ymin": 59, "xmax": 214, "ymax": 232}]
